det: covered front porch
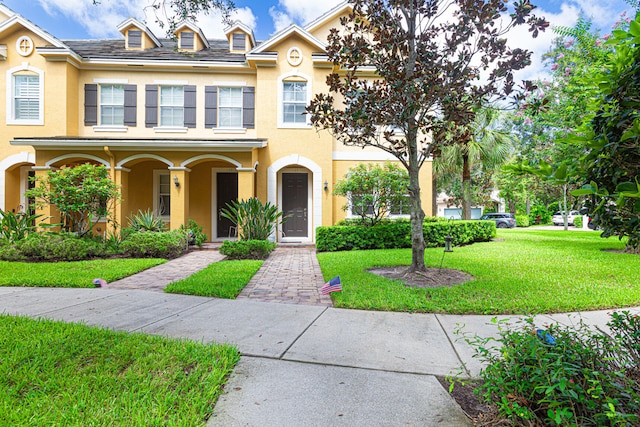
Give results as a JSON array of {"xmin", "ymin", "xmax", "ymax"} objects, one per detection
[{"xmin": 11, "ymin": 137, "xmax": 267, "ymax": 241}]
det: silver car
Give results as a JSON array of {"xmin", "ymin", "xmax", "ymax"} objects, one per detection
[{"xmin": 480, "ymin": 212, "xmax": 517, "ymax": 228}]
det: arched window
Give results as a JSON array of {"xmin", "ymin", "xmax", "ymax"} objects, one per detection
[{"xmin": 6, "ymin": 65, "xmax": 44, "ymax": 125}]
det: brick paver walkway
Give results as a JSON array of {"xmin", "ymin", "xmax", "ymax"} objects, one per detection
[
  {"xmin": 237, "ymin": 247, "xmax": 332, "ymax": 306},
  {"xmin": 108, "ymin": 250, "xmax": 225, "ymax": 292}
]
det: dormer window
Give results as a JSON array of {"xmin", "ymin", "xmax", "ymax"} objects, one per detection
[
  {"xmin": 180, "ymin": 31, "xmax": 194, "ymax": 50},
  {"xmin": 232, "ymin": 33, "xmax": 245, "ymax": 51},
  {"xmin": 128, "ymin": 30, "xmax": 141, "ymax": 48}
]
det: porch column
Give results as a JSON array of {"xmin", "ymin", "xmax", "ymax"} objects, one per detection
[
  {"xmin": 114, "ymin": 167, "xmax": 130, "ymax": 233},
  {"xmin": 32, "ymin": 166, "xmax": 57, "ymax": 231},
  {"xmin": 169, "ymin": 167, "xmax": 190, "ymax": 230},
  {"xmin": 237, "ymin": 167, "xmax": 255, "ymax": 201}
]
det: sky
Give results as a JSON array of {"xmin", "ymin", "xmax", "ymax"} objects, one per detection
[{"xmin": 2, "ymin": 0, "xmax": 637, "ymax": 82}]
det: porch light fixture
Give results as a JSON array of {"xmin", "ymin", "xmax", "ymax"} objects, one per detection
[
  {"xmin": 324, "ymin": 180, "xmax": 328, "ymax": 191},
  {"xmin": 173, "ymin": 175, "xmax": 180, "ymax": 187}
]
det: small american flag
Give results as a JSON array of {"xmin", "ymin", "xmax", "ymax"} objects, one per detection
[
  {"xmin": 321, "ymin": 276, "xmax": 342, "ymax": 294},
  {"xmin": 93, "ymin": 278, "xmax": 107, "ymax": 288}
]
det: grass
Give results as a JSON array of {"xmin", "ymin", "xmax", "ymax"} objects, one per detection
[
  {"xmin": 0, "ymin": 315, "xmax": 239, "ymax": 426},
  {"xmin": 165, "ymin": 260, "xmax": 263, "ymax": 298},
  {"xmin": 317, "ymin": 229, "xmax": 640, "ymax": 314},
  {"xmin": 0, "ymin": 258, "xmax": 166, "ymax": 287}
]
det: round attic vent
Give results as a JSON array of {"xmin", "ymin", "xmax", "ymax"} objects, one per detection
[
  {"xmin": 16, "ymin": 36, "xmax": 34, "ymax": 57},
  {"xmin": 287, "ymin": 47, "xmax": 302, "ymax": 66}
]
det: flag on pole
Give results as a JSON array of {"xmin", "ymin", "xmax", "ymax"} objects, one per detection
[
  {"xmin": 321, "ymin": 276, "xmax": 342, "ymax": 294},
  {"xmin": 93, "ymin": 278, "xmax": 107, "ymax": 288}
]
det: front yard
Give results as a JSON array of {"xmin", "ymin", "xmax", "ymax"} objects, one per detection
[{"xmin": 317, "ymin": 229, "xmax": 640, "ymax": 314}]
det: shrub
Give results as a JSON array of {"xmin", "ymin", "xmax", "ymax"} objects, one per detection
[
  {"xmin": 515, "ymin": 214, "xmax": 530, "ymax": 227},
  {"xmin": 316, "ymin": 221, "xmax": 412, "ymax": 251},
  {"xmin": 528, "ymin": 205, "xmax": 552, "ymax": 225},
  {"xmin": 128, "ymin": 209, "xmax": 166, "ymax": 232},
  {"xmin": 6, "ymin": 233, "xmax": 109, "ymax": 261},
  {"xmin": 219, "ymin": 240, "xmax": 276, "ymax": 260},
  {"xmin": 119, "ymin": 231, "xmax": 187, "ymax": 259},
  {"xmin": 220, "ymin": 198, "xmax": 285, "ymax": 241},
  {"xmin": 316, "ymin": 219, "xmax": 494, "ymax": 251},
  {"xmin": 0, "ymin": 208, "xmax": 40, "ymax": 243},
  {"xmin": 423, "ymin": 220, "xmax": 495, "ymax": 248},
  {"xmin": 574, "ymin": 215, "xmax": 583, "ymax": 228},
  {"xmin": 179, "ymin": 219, "xmax": 207, "ymax": 247},
  {"xmin": 466, "ymin": 314, "xmax": 640, "ymax": 426}
]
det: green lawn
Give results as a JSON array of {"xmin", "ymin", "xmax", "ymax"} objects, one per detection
[
  {"xmin": 0, "ymin": 258, "xmax": 166, "ymax": 287},
  {"xmin": 317, "ymin": 229, "xmax": 640, "ymax": 314},
  {"xmin": 165, "ymin": 260, "xmax": 263, "ymax": 298},
  {"xmin": 0, "ymin": 315, "xmax": 239, "ymax": 426}
]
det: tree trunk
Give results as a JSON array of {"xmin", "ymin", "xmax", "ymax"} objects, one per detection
[
  {"xmin": 462, "ymin": 153, "xmax": 472, "ymax": 220},
  {"xmin": 562, "ymin": 183, "xmax": 568, "ymax": 231},
  {"xmin": 407, "ymin": 163, "xmax": 426, "ymax": 272}
]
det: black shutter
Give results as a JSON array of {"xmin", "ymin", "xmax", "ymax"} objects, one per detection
[
  {"xmin": 184, "ymin": 85, "xmax": 196, "ymax": 128},
  {"xmin": 84, "ymin": 84, "xmax": 97, "ymax": 126},
  {"xmin": 123, "ymin": 84, "xmax": 137, "ymax": 126},
  {"xmin": 205, "ymin": 86, "xmax": 217, "ymax": 128},
  {"xmin": 243, "ymin": 86, "xmax": 255, "ymax": 129},
  {"xmin": 145, "ymin": 84, "xmax": 157, "ymax": 128}
]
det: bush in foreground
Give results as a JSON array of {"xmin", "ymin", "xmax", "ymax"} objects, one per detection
[
  {"xmin": 219, "ymin": 240, "xmax": 276, "ymax": 260},
  {"xmin": 119, "ymin": 231, "xmax": 187, "ymax": 259},
  {"xmin": 464, "ymin": 312, "xmax": 640, "ymax": 425}
]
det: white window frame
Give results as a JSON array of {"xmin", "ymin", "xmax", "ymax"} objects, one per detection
[
  {"xmin": 277, "ymin": 71, "xmax": 312, "ymax": 128},
  {"xmin": 159, "ymin": 85, "xmax": 184, "ymax": 127},
  {"xmin": 6, "ymin": 64, "xmax": 44, "ymax": 125},
  {"xmin": 218, "ymin": 86, "xmax": 243, "ymax": 129},
  {"xmin": 99, "ymin": 84, "xmax": 125, "ymax": 126},
  {"xmin": 153, "ymin": 170, "xmax": 171, "ymax": 220}
]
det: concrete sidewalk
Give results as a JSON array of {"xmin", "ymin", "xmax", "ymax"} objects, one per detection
[{"xmin": 1, "ymin": 287, "xmax": 636, "ymax": 426}]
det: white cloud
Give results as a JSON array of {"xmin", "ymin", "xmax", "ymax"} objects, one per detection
[
  {"xmin": 268, "ymin": 6, "xmax": 294, "ymax": 33},
  {"xmin": 37, "ymin": 0, "xmax": 256, "ymax": 39},
  {"xmin": 268, "ymin": 0, "xmax": 344, "ymax": 34}
]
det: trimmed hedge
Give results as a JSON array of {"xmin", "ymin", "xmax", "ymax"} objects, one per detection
[
  {"xmin": 316, "ymin": 220, "xmax": 496, "ymax": 252},
  {"xmin": 0, "ymin": 233, "xmax": 109, "ymax": 261},
  {"xmin": 219, "ymin": 239, "xmax": 276, "ymax": 260},
  {"xmin": 119, "ymin": 231, "xmax": 187, "ymax": 259},
  {"xmin": 515, "ymin": 214, "xmax": 530, "ymax": 227},
  {"xmin": 574, "ymin": 215, "xmax": 583, "ymax": 228}
]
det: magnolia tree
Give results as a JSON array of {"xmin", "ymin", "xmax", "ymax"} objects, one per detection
[{"xmin": 308, "ymin": 0, "xmax": 548, "ymax": 272}]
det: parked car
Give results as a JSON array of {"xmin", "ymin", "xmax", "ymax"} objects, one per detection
[
  {"xmin": 552, "ymin": 210, "xmax": 580, "ymax": 226},
  {"xmin": 480, "ymin": 212, "xmax": 517, "ymax": 228}
]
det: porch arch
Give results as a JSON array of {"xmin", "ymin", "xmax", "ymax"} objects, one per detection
[
  {"xmin": 45, "ymin": 153, "xmax": 109, "ymax": 168},
  {"xmin": 267, "ymin": 154, "xmax": 323, "ymax": 241},
  {"xmin": 181, "ymin": 154, "xmax": 242, "ymax": 169},
  {"xmin": 0, "ymin": 151, "xmax": 35, "ymax": 211},
  {"xmin": 117, "ymin": 154, "xmax": 173, "ymax": 168}
]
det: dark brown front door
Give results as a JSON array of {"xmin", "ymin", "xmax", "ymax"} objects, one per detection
[
  {"xmin": 217, "ymin": 172, "xmax": 238, "ymax": 238},
  {"xmin": 282, "ymin": 173, "xmax": 308, "ymax": 237}
]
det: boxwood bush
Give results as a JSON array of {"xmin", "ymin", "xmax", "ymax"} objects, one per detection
[
  {"xmin": 515, "ymin": 214, "xmax": 530, "ymax": 227},
  {"xmin": 316, "ymin": 220, "xmax": 495, "ymax": 252},
  {"xmin": 219, "ymin": 240, "xmax": 276, "ymax": 260},
  {"xmin": 119, "ymin": 231, "xmax": 187, "ymax": 259},
  {"xmin": 0, "ymin": 233, "xmax": 110, "ymax": 261}
]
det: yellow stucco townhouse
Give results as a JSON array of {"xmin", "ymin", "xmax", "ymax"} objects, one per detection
[{"xmin": 0, "ymin": 2, "xmax": 432, "ymax": 243}]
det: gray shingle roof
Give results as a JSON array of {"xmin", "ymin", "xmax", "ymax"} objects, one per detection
[{"xmin": 61, "ymin": 38, "xmax": 247, "ymax": 63}]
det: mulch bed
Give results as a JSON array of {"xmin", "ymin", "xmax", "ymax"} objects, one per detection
[{"xmin": 367, "ymin": 266, "xmax": 474, "ymax": 288}]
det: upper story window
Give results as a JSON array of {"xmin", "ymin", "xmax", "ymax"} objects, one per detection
[
  {"xmin": 145, "ymin": 83, "xmax": 195, "ymax": 130},
  {"xmin": 14, "ymin": 74, "xmax": 40, "ymax": 120},
  {"xmin": 7, "ymin": 65, "xmax": 43, "ymax": 125},
  {"xmin": 282, "ymin": 81, "xmax": 307, "ymax": 124},
  {"xmin": 160, "ymin": 86, "xmax": 184, "ymax": 127},
  {"xmin": 218, "ymin": 87, "xmax": 242, "ymax": 128},
  {"xmin": 232, "ymin": 33, "xmax": 245, "ymax": 51},
  {"xmin": 84, "ymin": 83, "xmax": 136, "ymax": 129},
  {"xmin": 180, "ymin": 31, "xmax": 194, "ymax": 50},
  {"xmin": 100, "ymin": 84, "xmax": 124, "ymax": 126},
  {"xmin": 128, "ymin": 30, "xmax": 142, "ymax": 48}
]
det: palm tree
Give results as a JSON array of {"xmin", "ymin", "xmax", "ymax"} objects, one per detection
[{"xmin": 434, "ymin": 108, "xmax": 514, "ymax": 219}]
